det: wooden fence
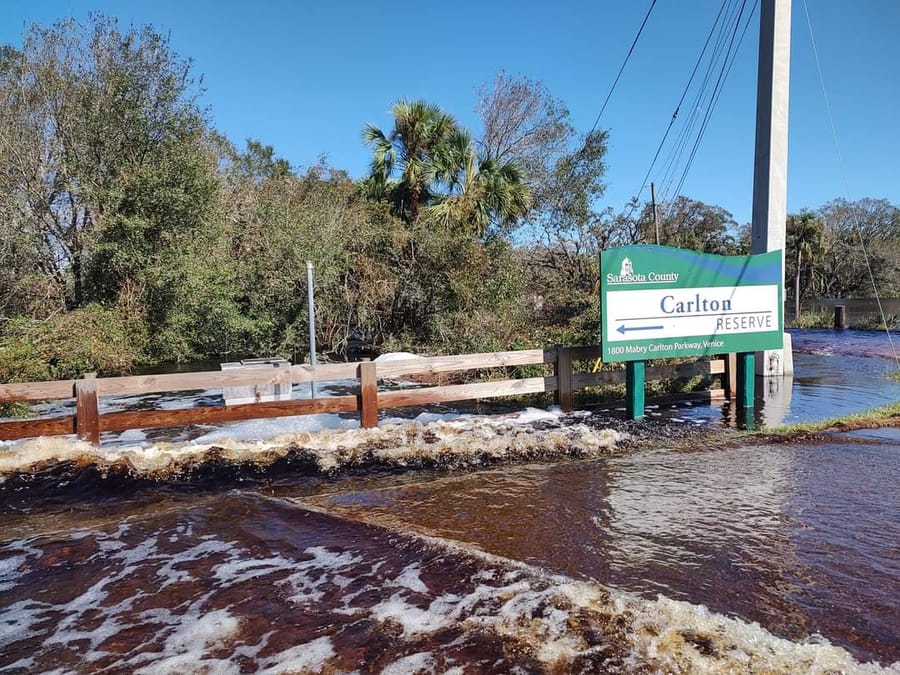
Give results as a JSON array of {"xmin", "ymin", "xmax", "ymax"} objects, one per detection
[{"xmin": 0, "ymin": 346, "xmax": 732, "ymax": 447}]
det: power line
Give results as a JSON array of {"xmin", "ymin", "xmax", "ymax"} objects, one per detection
[
  {"xmin": 538, "ymin": 0, "xmax": 659, "ymax": 235},
  {"xmin": 801, "ymin": 0, "xmax": 898, "ymax": 365},
  {"xmin": 632, "ymin": 0, "xmax": 733, "ymax": 210},
  {"xmin": 656, "ymin": 0, "xmax": 744, "ymax": 203},
  {"xmin": 662, "ymin": 0, "xmax": 757, "ymax": 215},
  {"xmin": 587, "ymin": 0, "xmax": 659, "ymax": 136}
]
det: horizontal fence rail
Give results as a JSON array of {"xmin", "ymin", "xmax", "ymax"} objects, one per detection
[{"xmin": 0, "ymin": 347, "xmax": 731, "ymax": 446}]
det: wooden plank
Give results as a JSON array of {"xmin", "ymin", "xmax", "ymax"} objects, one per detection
[
  {"xmin": 88, "ymin": 363, "xmax": 359, "ymax": 398},
  {"xmin": 97, "ymin": 367, "xmax": 295, "ymax": 398},
  {"xmin": 374, "ymin": 349, "xmax": 549, "ymax": 379},
  {"xmin": 0, "ymin": 348, "xmax": 611, "ymax": 404},
  {"xmin": 75, "ymin": 376, "xmax": 100, "ymax": 445},
  {"xmin": 0, "ymin": 416, "xmax": 75, "ymax": 441},
  {"xmin": 645, "ymin": 360, "xmax": 722, "ymax": 381},
  {"xmin": 99, "ymin": 396, "xmax": 359, "ymax": 433},
  {"xmin": 290, "ymin": 362, "xmax": 360, "ymax": 383},
  {"xmin": 0, "ymin": 380, "xmax": 76, "ymax": 403},
  {"xmin": 359, "ymin": 362, "xmax": 378, "ymax": 429},
  {"xmin": 554, "ymin": 347, "xmax": 573, "ymax": 412},
  {"xmin": 378, "ymin": 377, "xmax": 556, "ymax": 409},
  {"xmin": 572, "ymin": 371, "xmax": 626, "ymax": 388}
]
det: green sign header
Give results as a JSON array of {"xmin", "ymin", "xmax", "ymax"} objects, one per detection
[{"xmin": 600, "ymin": 245, "xmax": 783, "ymax": 362}]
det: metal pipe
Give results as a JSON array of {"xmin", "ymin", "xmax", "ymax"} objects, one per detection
[{"xmin": 306, "ymin": 260, "xmax": 317, "ymax": 398}]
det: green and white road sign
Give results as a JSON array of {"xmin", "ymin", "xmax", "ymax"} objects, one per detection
[{"xmin": 600, "ymin": 245, "xmax": 783, "ymax": 362}]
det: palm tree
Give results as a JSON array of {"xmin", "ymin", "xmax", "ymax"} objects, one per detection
[
  {"xmin": 362, "ymin": 100, "xmax": 532, "ymax": 234},
  {"xmin": 428, "ymin": 129, "xmax": 531, "ymax": 237},
  {"xmin": 361, "ymin": 99, "xmax": 458, "ymax": 225}
]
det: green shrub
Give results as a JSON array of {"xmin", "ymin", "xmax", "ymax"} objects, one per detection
[
  {"xmin": 0, "ymin": 305, "xmax": 147, "ymax": 383},
  {"xmin": 851, "ymin": 313, "xmax": 899, "ymax": 331},
  {"xmin": 789, "ymin": 310, "xmax": 831, "ymax": 329}
]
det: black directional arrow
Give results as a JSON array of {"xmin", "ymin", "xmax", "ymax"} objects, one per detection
[{"xmin": 617, "ymin": 324, "xmax": 664, "ymax": 334}]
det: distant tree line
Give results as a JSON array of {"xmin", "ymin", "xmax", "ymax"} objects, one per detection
[{"xmin": 0, "ymin": 16, "xmax": 897, "ymax": 383}]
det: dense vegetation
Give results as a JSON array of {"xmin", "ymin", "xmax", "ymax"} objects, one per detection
[{"xmin": 1, "ymin": 17, "xmax": 898, "ymax": 382}]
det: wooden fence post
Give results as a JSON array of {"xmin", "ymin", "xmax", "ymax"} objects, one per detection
[
  {"xmin": 833, "ymin": 305, "xmax": 846, "ymax": 330},
  {"xmin": 359, "ymin": 361, "xmax": 378, "ymax": 429},
  {"xmin": 554, "ymin": 346, "xmax": 573, "ymax": 412},
  {"xmin": 723, "ymin": 353, "xmax": 738, "ymax": 400},
  {"xmin": 75, "ymin": 374, "xmax": 100, "ymax": 446}
]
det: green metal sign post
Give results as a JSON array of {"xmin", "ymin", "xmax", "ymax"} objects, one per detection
[
  {"xmin": 600, "ymin": 245, "xmax": 783, "ymax": 420},
  {"xmin": 625, "ymin": 361, "xmax": 645, "ymax": 419}
]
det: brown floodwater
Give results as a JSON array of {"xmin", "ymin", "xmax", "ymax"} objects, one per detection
[
  {"xmin": 310, "ymin": 428, "xmax": 900, "ymax": 667},
  {"xmin": 1, "ymin": 428, "xmax": 896, "ymax": 672},
  {"xmin": 1, "ymin": 332, "xmax": 898, "ymax": 672}
]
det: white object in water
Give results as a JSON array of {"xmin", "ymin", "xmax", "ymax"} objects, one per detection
[{"xmin": 221, "ymin": 358, "xmax": 292, "ymax": 405}]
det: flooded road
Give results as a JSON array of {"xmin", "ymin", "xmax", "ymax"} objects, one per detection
[
  {"xmin": 312, "ymin": 428, "xmax": 900, "ymax": 666},
  {"xmin": 1, "ymin": 330, "xmax": 898, "ymax": 672},
  {"xmin": 2, "ymin": 427, "xmax": 897, "ymax": 671}
]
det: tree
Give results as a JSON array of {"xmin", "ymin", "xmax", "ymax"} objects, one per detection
[
  {"xmin": 476, "ymin": 71, "xmax": 608, "ymax": 240},
  {"xmin": 362, "ymin": 99, "xmax": 532, "ymax": 237},
  {"xmin": 817, "ymin": 198, "xmax": 900, "ymax": 297},
  {"xmin": 0, "ymin": 15, "xmax": 209, "ymax": 312},
  {"xmin": 476, "ymin": 70, "xmax": 571, "ymax": 205},
  {"xmin": 428, "ymin": 129, "xmax": 531, "ymax": 237},
  {"xmin": 361, "ymin": 100, "xmax": 460, "ymax": 226},
  {"xmin": 640, "ymin": 196, "xmax": 741, "ymax": 255},
  {"xmin": 785, "ymin": 211, "xmax": 826, "ymax": 314},
  {"xmin": 475, "ymin": 72, "xmax": 610, "ymax": 326},
  {"xmin": 236, "ymin": 139, "xmax": 292, "ymax": 181}
]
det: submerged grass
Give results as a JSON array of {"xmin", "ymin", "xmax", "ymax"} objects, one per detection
[
  {"xmin": 754, "ymin": 401, "xmax": 900, "ymax": 437},
  {"xmin": 654, "ymin": 401, "xmax": 900, "ymax": 454}
]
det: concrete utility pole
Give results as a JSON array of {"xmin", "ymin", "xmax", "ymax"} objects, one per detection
[
  {"xmin": 650, "ymin": 182, "xmax": 660, "ymax": 244},
  {"xmin": 750, "ymin": 0, "xmax": 793, "ymax": 376}
]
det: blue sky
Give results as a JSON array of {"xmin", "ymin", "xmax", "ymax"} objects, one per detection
[{"xmin": 2, "ymin": 1, "xmax": 898, "ymax": 224}]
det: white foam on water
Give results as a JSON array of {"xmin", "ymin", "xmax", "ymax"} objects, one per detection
[
  {"xmin": 255, "ymin": 636, "xmax": 337, "ymax": 675},
  {"xmin": 0, "ymin": 600, "xmax": 48, "ymax": 650},
  {"xmin": 4, "ymin": 505, "xmax": 897, "ymax": 673},
  {"xmin": 281, "ymin": 546, "xmax": 364, "ymax": 606},
  {"xmin": 503, "ymin": 406, "xmax": 564, "ymax": 425},
  {"xmin": 0, "ymin": 410, "xmax": 625, "ymax": 480},
  {"xmin": 133, "ymin": 608, "xmax": 241, "ymax": 675},
  {"xmin": 0, "ymin": 540, "xmax": 42, "ymax": 593},
  {"xmin": 213, "ymin": 555, "xmax": 294, "ymax": 585},
  {"xmin": 380, "ymin": 651, "xmax": 436, "ymax": 675},
  {"xmin": 624, "ymin": 593, "xmax": 894, "ymax": 674},
  {"xmin": 190, "ymin": 411, "xmax": 360, "ymax": 444},
  {"xmin": 380, "ymin": 411, "xmax": 463, "ymax": 426},
  {"xmin": 113, "ymin": 428, "xmax": 149, "ymax": 443},
  {"xmin": 156, "ymin": 538, "xmax": 235, "ymax": 588},
  {"xmin": 392, "ymin": 563, "xmax": 429, "ymax": 594},
  {"xmin": 370, "ymin": 592, "xmax": 454, "ymax": 637},
  {"xmin": 0, "ymin": 657, "xmax": 36, "ymax": 672},
  {"xmin": 387, "ymin": 531, "xmax": 899, "ymax": 673}
]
